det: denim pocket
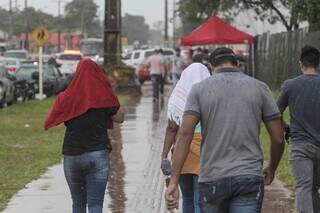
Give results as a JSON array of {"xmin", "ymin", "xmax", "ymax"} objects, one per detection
[
  {"xmin": 232, "ymin": 176, "xmax": 264, "ymax": 203},
  {"xmin": 199, "ymin": 180, "xmax": 228, "ymax": 205}
]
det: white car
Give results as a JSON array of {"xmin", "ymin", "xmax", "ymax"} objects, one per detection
[
  {"xmin": 2, "ymin": 58, "xmax": 21, "ymax": 74},
  {"xmin": 56, "ymin": 51, "xmax": 82, "ymax": 74},
  {"xmin": 3, "ymin": 50, "xmax": 30, "ymax": 62},
  {"xmin": 123, "ymin": 48, "xmax": 175, "ymax": 68}
]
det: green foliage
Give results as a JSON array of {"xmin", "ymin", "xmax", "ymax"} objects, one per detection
[
  {"xmin": 0, "ymin": 7, "xmax": 61, "ymax": 36},
  {"xmin": 177, "ymin": 0, "xmax": 320, "ymax": 33},
  {"xmin": 177, "ymin": 0, "xmax": 239, "ymax": 33},
  {"xmin": 64, "ymin": 0, "xmax": 100, "ymax": 36},
  {"xmin": 261, "ymin": 91, "xmax": 294, "ymax": 187},
  {"xmin": 122, "ymin": 13, "xmax": 150, "ymax": 44}
]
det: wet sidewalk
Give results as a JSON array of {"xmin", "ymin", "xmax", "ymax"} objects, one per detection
[
  {"xmin": 3, "ymin": 84, "xmax": 168, "ymax": 213},
  {"xmin": 2, "ymin": 84, "xmax": 295, "ymax": 213}
]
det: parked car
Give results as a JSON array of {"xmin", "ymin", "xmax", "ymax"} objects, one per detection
[
  {"xmin": 0, "ymin": 64, "xmax": 15, "ymax": 108},
  {"xmin": 56, "ymin": 50, "xmax": 82, "ymax": 74},
  {"xmin": 125, "ymin": 48, "xmax": 175, "ymax": 68},
  {"xmin": 0, "ymin": 57, "xmax": 21, "ymax": 74},
  {"xmin": 3, "ymin": 49, "xmax": 30, "ymax": 62},
  {"xmin": 15, "ymin": 64, "xmax": 71, "ymax": 97}
]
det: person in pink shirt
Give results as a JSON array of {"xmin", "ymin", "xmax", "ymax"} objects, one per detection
[{"xmin": 148, "ymin": 49, "xmax": 166, "ymax": 101}]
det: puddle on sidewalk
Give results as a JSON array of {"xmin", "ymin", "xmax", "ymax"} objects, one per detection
[{"xmin": 106, "ymin": 84, "xmax": 168, "ymax": 212}]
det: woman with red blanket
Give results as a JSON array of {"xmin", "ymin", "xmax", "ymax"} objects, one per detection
[{"xmin": 45, "ymin": 59, "xmax": 124, "ymax": 213}]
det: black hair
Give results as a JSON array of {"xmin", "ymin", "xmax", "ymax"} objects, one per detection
[
  {"xmin": 158, "ymin": 48, "xmax": 164, "ymax": 54},
  {"xmin": 300, "ymin": 45, "xmax": 320, "ymax": 68},
  {"xmin": 209, "ymin": 47, "xmax": 237, "ymax": 67},
  {"xmin": 192, "ymin": 53, "xmax": 204, "ymax": 63}
]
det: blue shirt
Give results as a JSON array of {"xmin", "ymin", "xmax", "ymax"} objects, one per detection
[{"xmin": 277, "ymin": 74, "xmax": 320, "ymax": 145}]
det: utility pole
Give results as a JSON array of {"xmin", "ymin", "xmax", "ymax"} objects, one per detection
[
  {"xmin": 24, "ymin": 0, "xmax": 29, "ymax": 50},
  {"xmin": 104, "ymin": 0, "xmax": 122, "ymax": 66},
  {"xmin": 57, "ymin": 0, "xmax": 61, "ymax": 52},
  {"xmin": 172, "ymin": 0, "xmax": 176, "ymax": 48},
  {"xmin": 14, "ymin": 0, "xmax": 18, "ymax": 11},
  {"xmin": 9, "ymin": 0, "xmax": 13, "ymax": 40},
  {"xmin": 164, "ymin": 0, "xmax": 168, "ymax": 47}
]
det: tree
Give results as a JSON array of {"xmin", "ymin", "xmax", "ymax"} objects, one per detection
[
  {"xmin": 177, "ymin": 0, "xmax": 320, "ymax": 32},
  {"xmin": 237, "ymin": 0, "xmax": 320, "ymax": 31},
  {"xmin": 64, "ymin": 0, "xmax": 99, "ymax": 36},
  {"xmin": 177, "ymin": 0, "xmax": 238, "ymax": 34},
  {"xmin": 122, "ymin": 13, "xmax": 150, "ymax": 44},
  {"xmin": 0, "ymin": 7, "xmax": 60, "ymax": 36},
  {"xmin": 241, "ymin": 0, "xmax": 300, "ymax": 31}
]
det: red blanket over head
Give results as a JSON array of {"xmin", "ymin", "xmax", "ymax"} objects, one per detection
[{"xmin": 44, "ymin": 59, "xmax": 120, "ymax": 130}]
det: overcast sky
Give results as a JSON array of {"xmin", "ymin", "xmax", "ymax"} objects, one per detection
[{"xmin": 8, "ymin": 0, "xmax": 166, "ymax": 27}]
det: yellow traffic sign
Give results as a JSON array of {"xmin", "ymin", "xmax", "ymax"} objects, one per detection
[{"xmin": 31, "ymin": 25, "xmax": 51, "ymax": 46}]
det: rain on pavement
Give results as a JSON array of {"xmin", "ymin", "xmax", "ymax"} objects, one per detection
[{"xmin": 2, "ymin": 84, "xmax": 294, "ymax": 213}]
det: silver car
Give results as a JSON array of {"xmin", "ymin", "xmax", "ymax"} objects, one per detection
[{"xmin": 0, "ymin": 64, "xmax": 15, "ymax": 108}]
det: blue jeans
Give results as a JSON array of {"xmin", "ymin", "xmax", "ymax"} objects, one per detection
[
  {"xmin": 64, "ymin": 150, "xmax": 110, "ymax": 213},
  {"xmin": 199, "ymin": 175, "xmax": 264, "ymax": 213},
  {"xmin": 151, "ymin": 74, "xmax": 162, "ymax": 99},
  {"xmin": 179, "ymin": 174, "xmax": 200, "ymax": 213}
]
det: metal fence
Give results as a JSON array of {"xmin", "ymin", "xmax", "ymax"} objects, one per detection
[{"xmin": 253, "ymin": 29, "xmax": 320, "ymax": 89}]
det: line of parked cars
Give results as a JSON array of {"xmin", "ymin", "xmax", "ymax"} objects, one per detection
[{"xmin": 0, "ymin": 49, "xmax": 76, "ymax": 108}]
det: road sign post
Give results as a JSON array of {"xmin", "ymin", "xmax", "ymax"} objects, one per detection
[
  {"xmin": 39, "ymin": 46, "xmax": 43, "ymax": 100},
  {"xmin": 31, "ymin": 25, "xmax": 51, "ymax": 100}
]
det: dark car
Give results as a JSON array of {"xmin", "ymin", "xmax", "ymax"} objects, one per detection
[
  {"xmin": 0, "ymin": 64, "xmax": 15, "ymax": 108},
  {"xmin": 15, "ymin": 64, "xmax": 71, "ymax": 97}
]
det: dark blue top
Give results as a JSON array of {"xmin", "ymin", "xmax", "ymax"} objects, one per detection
[{"xmin": 277, "ymin": 74, "xmax": 320, "ymax": 145}]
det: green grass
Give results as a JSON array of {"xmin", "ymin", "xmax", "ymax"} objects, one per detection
[
  {"xmin": 260, "ymin": 91, "xmax": 294, "ymax": 187},
  {"xmin": 0, "ymin": 95, "xmax": 128, "ymax": 211}
]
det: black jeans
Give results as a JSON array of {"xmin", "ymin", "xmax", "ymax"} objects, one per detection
[{"xmin": 151, "ymin": 74, "xmax": 162, "ymax": 99}]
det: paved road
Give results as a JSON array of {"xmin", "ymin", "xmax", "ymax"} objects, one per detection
[{"xmin": 3, "ymin": 84, "xmax": 295, "ymax": 213}]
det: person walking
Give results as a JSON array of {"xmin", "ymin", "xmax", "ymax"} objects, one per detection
[
  {"xmin": 161, "ymin": 63, "xmax": 210, "ymax": 213},
  {"xmin": 171, "ymin": 47, "xmax": 185, "ymax": 87},
  {"xmin": 45, "ymin": 59, "xmax": 124, "ymax": 213},
  {"xmin": 165, "ymin": 47, "xmax": 285, "ymax": 213},
  {"xmin": 277, "ymin": 46, "xmax": 320, "ymax": 213},
  {"xmin": 148, "ymin": 49, "xmax": 166, "ymax": 101}
]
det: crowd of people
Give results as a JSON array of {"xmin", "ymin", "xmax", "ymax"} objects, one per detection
[
  {"xmin": 162, "ymin": 45, "xmax": 320, "ymax": 213},
  {"xmin": 43, "ymin": 44, "xmax": 320, "ymax": 213}
]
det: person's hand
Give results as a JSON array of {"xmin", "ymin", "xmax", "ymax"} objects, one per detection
[
  {"xmin": 263, "ymin": 166, "xmax": 275, "ymax": 185},
  {"xmin": 165, "ymin": 183, "xmax": 179, "ymax": 211},
  {"xmin": 161, "ymin": 159, "xmax": 172, "ymax": 176},
  {"xmin": 284, "ymin": 124, "xmax": 291, "ymax": 143}
]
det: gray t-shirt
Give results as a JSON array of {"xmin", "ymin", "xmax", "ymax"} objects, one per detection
[
  {"xmin": 184, "ymin": 68, "xmax": 280, "ymax": 183},
  {"xmin": 277, "ymin": 74, "xmax": 320, "ymax": 145}
]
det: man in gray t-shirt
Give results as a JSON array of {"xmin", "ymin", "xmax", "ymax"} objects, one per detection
[
  {"xmin": 277, "ymin": 46, "xmax": 320, "ymax": 213},
  {"xmin": 165, "ymin": 47, "xmax": 285, "ymax": 213}
]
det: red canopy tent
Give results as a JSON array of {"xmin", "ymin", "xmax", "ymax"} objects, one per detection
[{"xmin": 180, "ymin": 16, "xmax": 254, "ymax": 46}]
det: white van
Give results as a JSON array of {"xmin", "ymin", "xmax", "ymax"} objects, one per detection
[{"xmin": 123, "ymin": 48, "xmax": 175, "ymax": 68}]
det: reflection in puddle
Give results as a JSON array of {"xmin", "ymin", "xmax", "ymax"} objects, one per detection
[
  {"xmin": 106, "ymin": 85, "xmax": 170, "ymax": 212},
  {"xmin": 108, "ymin": 124, "xmax": 127, "ymax": 213}
]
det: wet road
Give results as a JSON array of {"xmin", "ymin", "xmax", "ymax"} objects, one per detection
[{"xmin": 2, "ymin": 84, "xmax": 295, "ymax": 213}]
